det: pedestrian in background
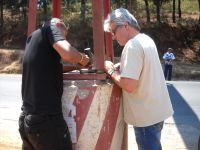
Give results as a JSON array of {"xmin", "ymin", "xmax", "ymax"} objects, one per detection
[
  {"xmin": 163, "ymin": 48, "xmax": 175, "ymax": 81},
  {"xmin": 104, "ymin": 8, "xmax": 173, "ymax": 150},
  {"xmin": 19, "ymin": 18, "xmax": 89, "ymax": 150}
]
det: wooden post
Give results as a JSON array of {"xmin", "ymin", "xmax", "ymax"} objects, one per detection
[{"xmin": 27, "ymin": 0, "xmax": 37, "ymax": 36}]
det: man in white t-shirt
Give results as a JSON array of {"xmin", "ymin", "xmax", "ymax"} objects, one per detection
[{"xmin": 104, "ymin": 8, "xmax": 174, "ymax": 150}]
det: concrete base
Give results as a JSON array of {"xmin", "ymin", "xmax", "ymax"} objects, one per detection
[{"xmin": 62, "ymin": 80, "xmax": 127, "ymax": 150}]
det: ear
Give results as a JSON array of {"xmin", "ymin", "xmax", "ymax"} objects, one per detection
[{"xmin": 124, "ymin": 22, "xmax": 129, "ymax": 30}]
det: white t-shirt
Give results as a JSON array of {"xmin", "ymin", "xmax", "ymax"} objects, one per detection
[{"xmin": 120, "ymin": 33, "xmax": 174, "ymax": 127}]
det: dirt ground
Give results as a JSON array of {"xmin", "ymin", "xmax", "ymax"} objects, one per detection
[
  {"xmin": 0, "ymin": 49, "xmax": 200, "ymax": 81},
  {"xmin": 0, "ymin": 121, "xmax": 21, "ymax": 150},
  {"xmin": 0, "ymin": 49, "xmax": 23, "ymax": 74}
]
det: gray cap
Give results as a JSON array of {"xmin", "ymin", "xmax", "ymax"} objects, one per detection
[{"xmin": 50, "ymin": 18, "xmax": 69, "ymax": 31}]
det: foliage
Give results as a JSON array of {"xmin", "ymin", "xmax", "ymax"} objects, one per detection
[{"xmin": 0, "ymin": 0, "xmax": 199, "ymax": 53}]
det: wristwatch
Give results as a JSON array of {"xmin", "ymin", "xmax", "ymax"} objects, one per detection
[{"xmin": 108, "ymin": 69, "xmax": 115, "ymax": 76}]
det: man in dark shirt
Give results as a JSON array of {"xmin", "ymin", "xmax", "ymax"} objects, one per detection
[
  {"xmin": 163, "ymin": 48, "xmax": 175, "ymax": 81},
  {"xmin": 19, "ymin": 18, "xmax": 89, "ymax": 150}
]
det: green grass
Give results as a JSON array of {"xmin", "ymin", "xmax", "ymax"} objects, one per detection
[
  {"xmin": 34, "ymin": 0, "xmax": 199, "ymax": 24},
  {"xmin": 181, "ymin": 0, "xmax": 199, "ymax": 13},
  {"xmin": 137, "ymin": 0, "xmax": 199, "ymax": 13},
  {"xmin": 132, "ymin": 0, "xmax": 199, "ymax": 23}
]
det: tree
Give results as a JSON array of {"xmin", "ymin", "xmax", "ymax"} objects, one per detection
[
  {"xmin": 178, "ymin": 0, "xmax": 181, "ymax": 18},
  {"xmin": 144, "ymin": 0, "xmax": 150, "ymax": 22},
  {"xmin": 18, "ymin": 0, "xmax": 28, "ymax": 20},
  {"xmin": 37, "ymin": 0, "xmax": 49, "ymax": 21},
  {"xmin": 0, "ymin": 0, "xmax": 3, "ymax": 28},
  {"xmin": 6, "ymin": 0, "xmax": 14, "ymax": 8},
  {"xmin": 116, "ymin": 0, "xmax": 121, "ymax": 8},
  {"xmin": 65, "ymin": 0, "xmax": 70, "ymax": 8},
  {"xmin": 153, "ymin": 0, "xmax": 162, "ymax": 24},
  {"xmin": 133, "ymin": 0, "xmax": 138, "ymax": 16},
  {"xmin": 198, "ymin": 0, "xmax": 200, "ymax": 23},
  {"xmin": 128, "ymin": 0, "xmax": 133, "ymax": 13},
  {"xmin": 42, "ymin": 0, "xmax": 48, "ymax": 21},
  {"xmin": 80, "ymin": 0, "xmax": 86, "ymax": 22},
  {"xmin": 172, "ymin": 0, "xmax": 176, "ymax": 23},
  {"xmin": 125, "ymin": 0, "xmax": 128, "ymax": 8}
]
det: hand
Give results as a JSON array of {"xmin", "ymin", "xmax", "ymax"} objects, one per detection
[
  {"xmin": 104, "ymin": 60, "xmax": 114, "ymax": 73},
  {"xmin": 114, "ymin": 63, "xmax": 120, "ymax": 71},
  {"xmin": 79, "ymin": 54, "xmax": 90, "ymax": 67}
]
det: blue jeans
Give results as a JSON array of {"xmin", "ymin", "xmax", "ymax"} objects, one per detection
[
  {"xmin": 134, "ymin": 121, "xmax": 164, "ymax": 150},
  {"xmin": 164, "ymin": 64, "xmax": 172, "ymax": 81}
]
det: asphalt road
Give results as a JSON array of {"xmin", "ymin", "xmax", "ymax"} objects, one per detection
[
  {"xmin": 0, "ymin": 75, "xmax": 22, "ymax": 123},
  {"xmin": 0, "ymin": 75, "xmax": 200, "ymax": 150},
  {"xmin": 0, "ymin": 75, "xmax": 22, "ymax": 150},
  {"xmin": 167, "ymin": 81, "xmax": 200, "ymax": 128}
]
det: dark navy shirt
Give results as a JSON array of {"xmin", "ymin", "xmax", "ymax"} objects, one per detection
[{"xmin": 163, "ymin": 52, "xmax": 175, "ymax": 65}]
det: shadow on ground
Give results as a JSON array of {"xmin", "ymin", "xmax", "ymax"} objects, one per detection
[{"xmin": 167, "ymin": 83, "xmax": 200, "ymax": 150}]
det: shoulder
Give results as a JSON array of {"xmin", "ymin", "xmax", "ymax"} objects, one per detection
[
  {"xmin": 45, "ymin": 25, "xmax": 65, "ymax": 44},
  {"xmin": 125, "ymin": 38, "xmax": 143, "ymax": 54},
  {"xmin": 127, "ymin": 34, "xmax": 145, "ymax": 49}
]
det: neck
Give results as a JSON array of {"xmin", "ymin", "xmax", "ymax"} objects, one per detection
[{"xmin": 128, "ymin": 28, "xmax": 139, "ymax": 40}]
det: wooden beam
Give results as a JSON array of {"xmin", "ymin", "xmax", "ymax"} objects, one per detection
[{"xmin": 27, "ymin": 0, "xmax": 37, "ymax": 36}]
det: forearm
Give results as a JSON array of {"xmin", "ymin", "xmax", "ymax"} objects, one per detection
[
  {"xmin": 54, "ymin": 41, "xmax": 80, "ymax": 63},
  {"xmin": 53, "ymin": 40, "xmax": 89, "ymax": 66},
  {"xmin": 109, "ymin": 70, "xmax": 138, "ymax": 93},
  {"xmin": 109, "ymin": 70, "xmax": 121, "ymax": 87},
  {"xmin": 105, "ymin": 60, "xmax": 138, "ymax": 93}
]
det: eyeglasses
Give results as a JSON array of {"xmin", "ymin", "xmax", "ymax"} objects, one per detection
[{"xmin": 111, "ymin": 25, "xmax": 123, "ymax": 36}]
